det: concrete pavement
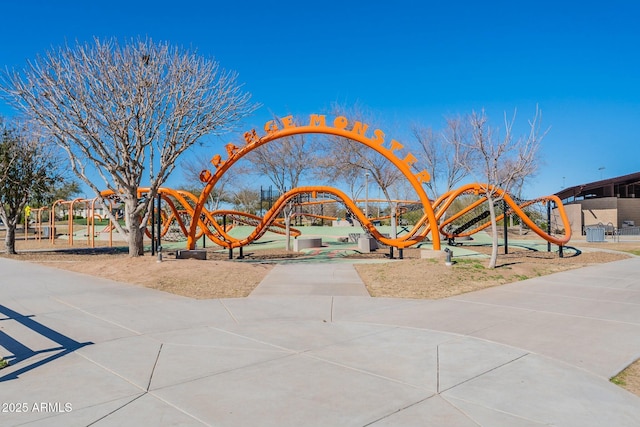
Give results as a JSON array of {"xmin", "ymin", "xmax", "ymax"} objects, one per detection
[
  {"xmin": 250, "ymin": 263, "xmax": 371, "ymax": 296},
  {"xmin": 0, "ymin": 256, "xmax": 640, "ymax": 426}
]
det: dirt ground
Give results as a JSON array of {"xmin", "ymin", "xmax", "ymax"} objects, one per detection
[
  {"xmin": 1, "ymin": 232, "xmax": 639, "ymax": 395},
  {"xmin": 354, "ymin": 245, "xmax": 631, "ymax": 299}
]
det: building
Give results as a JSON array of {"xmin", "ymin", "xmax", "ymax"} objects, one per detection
[{"xmin": 555, "ymin": 171, "xmax": 640, "ymax": 235}]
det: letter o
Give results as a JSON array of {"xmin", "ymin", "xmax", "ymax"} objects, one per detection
[{"xmin": 333, "ymin": 116, "xmax": 349, "ymax": 129}]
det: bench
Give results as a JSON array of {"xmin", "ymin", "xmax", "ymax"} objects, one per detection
[
  {"xmin": 176, "ymin": 249, "xmax": 207, "ymax": 260},
  {"xmin": 293, "ymin": 237, "xmax": 322, "ymax": 251}
]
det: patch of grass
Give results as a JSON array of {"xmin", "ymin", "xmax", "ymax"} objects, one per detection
[
  {"xmin": 455, "ymin": 259, "xmax": 485, "ymax": 270},
  {"xmin": 611, "ymin": 375, "xmax": 626, "ymax": 386},
  {"xmin": 625, "ymin": 249, "xmax": 640, "ymax": 256},
  {"xmin": 610, "ymin": 358, "xmax": 640, "ymax": 396},
  {"xmin": 515, "ymin": 274, "xmax": 529, "ymax": 281}
]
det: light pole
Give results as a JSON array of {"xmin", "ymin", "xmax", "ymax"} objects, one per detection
[
  {"xmin": 364, "ymin": 172, "xmax": 370, "ymax": 218},
  {"xmin": 598, "ymin": 167, "xmax": 605, "ymax": 180}
]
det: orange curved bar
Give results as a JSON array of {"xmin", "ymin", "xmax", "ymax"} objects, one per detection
[
  {"xmin": 209, "ymin": 210, "xmax": 301, "ymax": 239},
  {"xmin": 292, "ymin": 213, "xmax": 338, "ymax": 221},
  {"xmin": 437, "ymin": 183, "xmax": 571, "ymax": 246},
  {"xmin": 270, "ymin": 186, "xmax": 431, "ymax": 249},
  {"xmin": 99, "ymin": 187, "xmax": 304, "ymax": 248}
]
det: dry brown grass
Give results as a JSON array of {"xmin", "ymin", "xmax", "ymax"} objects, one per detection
[
  {"xmin": 612, "ymin": 361, "xmax": 640, "ymax": 396},
  {"xmin": 353, "ymin": 244, "xmax": 631, "ymax": 299},
  {"xmin": 3, "ymin": 248, "xmax": 274, "ymax": 299}
]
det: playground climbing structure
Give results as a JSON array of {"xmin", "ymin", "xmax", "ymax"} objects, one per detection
[{"xmin": 29, "ymin": 114, "xmax": 572, "ymax": 252}]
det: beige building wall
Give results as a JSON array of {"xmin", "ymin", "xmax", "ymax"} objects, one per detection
[
  {"xmin": 618, "ymin": 198, "xmax": 640, "ymax": 227},
  {"xmin": 582, "ymin": 208, "xmax": 617, "ymax": 227},
  {"xmin": 580, "ymin": 197, "xmax": 618, "ymax": 211},
  {"xmin": 555, "ymin": 203, "xmax": 582, "ymax": 236},
  {"xmin": 556, "ymin": 197, "xmax": 640, "ymax": 234}
]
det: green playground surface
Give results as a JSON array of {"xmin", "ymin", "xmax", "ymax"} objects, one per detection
[{"xmin": 51, "ymin": 223, "xmax": 567, "ymax": 262}]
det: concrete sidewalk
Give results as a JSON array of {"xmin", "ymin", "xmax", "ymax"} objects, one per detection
[
  {"xmin": 250, "ymin": 263, "xmax": 370, "ymax": 296},
  {"xmin": 1, "ymin": 256, "xmax": 640, "ymax": 426}
]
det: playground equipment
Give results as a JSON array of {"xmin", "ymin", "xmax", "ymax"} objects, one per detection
[
  {"xmin": 30, "ymin": 195, "xmax": 122, "ymax": 247},
  {"xmin": 434, "ymin": 183, "xmax": 571, "ymax": 248},
  {"xmin": 28, "ymin": 114, "xmax": 572, "ymax": 255},
  {"xmin": 31, "ymin": 182, "xmax": 571, "ymax": 254},
  {"xmin": 189, "ymin": 114, "xmax": 440, "ymax": 250},
  {"xmin": 290, "ymin": 197, "xmax": 419, "ymax": 226}
]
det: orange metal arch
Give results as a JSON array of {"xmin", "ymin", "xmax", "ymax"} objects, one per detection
[{"xmin": 187, "ymin": 115, "xmax": 440, "ymax": 251}]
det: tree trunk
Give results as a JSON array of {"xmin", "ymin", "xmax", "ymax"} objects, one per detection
[
  {"xmin": 125, "ymin": 199, "xmax": 145, "ymax": 257},
  {"xmin": 487, "ymin": 197, "xmax": 499, "ymax": 268},
  {"xmin": 4, "ymin": 223, "xmax": 17, "ymax": 254},
  {"xmin": 129, "ymin": 223, "xmax": 145, "ymax": 256}
]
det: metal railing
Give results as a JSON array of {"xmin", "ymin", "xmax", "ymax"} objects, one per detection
[{"xmin": 617, "ymin": 226, "xmax": 640, "ymax": 236}]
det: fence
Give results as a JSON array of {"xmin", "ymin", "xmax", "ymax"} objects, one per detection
[{"xmin": 617, "ymin": 226, "xmax": 640, "ymax": 236}]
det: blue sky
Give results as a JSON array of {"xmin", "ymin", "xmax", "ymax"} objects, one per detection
[{"xmin": 1, "ymin": 0, "xmax": 639, "ymax": 198}]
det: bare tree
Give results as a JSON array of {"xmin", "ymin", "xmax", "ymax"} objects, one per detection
[
  {"xmin": 317, "ymin": 141, "xmax": 403, "ymax": 203},
  {"xmin": 459, "ymin": 107, "xmax": 546, "ymax": 268},
  {"xmin": 231, "ymin": 186, "xmax": 261, "ymax": 214},
  {"xmin": 244, "ymin": 116, "xmax": 317, "ymax": 251},
  {"xmin": 317, "ymin": 103, "xmax": 406, "ymax": 232},
  {"xmin": 1, "ymin": 37, "xmax": 258, "ymax": 256},
  {"xmin": 0, "ymin": 117, "xmax": 13, "ymax": 187},
  {"xmin": 0, "ymin": 118, "xmax": 63, "ymax": 254},
  {"xmin": 412, "ymin": 116, "xmax": 475, "ymax": 200},
  {"xmin": 181, "ymin": 155, "xmax": 233, "ymax": 211}
]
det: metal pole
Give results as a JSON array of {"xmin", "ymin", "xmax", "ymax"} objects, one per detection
[
  {"xmin": 110, "ymin": 211, "xmax": 115, "ymax": 248},
  {"xmin": 150, "ymin": 195, "xmax": 155, "ymax": 256},
  {"xmin": 365, "ymin": 172, "xmax": 369, "ymax": 218},
  {"xmin": 503, "ymin": 199, "xmax": 508, "ymax": 255},
  {"xmin": 24, "ymin": 207, "xmax": 28, "ymax": 242},
  {"xmin": 156, "ymin": 194, "xmax": 162, "ymax": 262},
  {"xmin": 224, "ymin": 215, "xmax": 232, "ymax": 259},
  {"xmin": 67, "ymin": 202, "xmax": 73, "ymax": 246},
  {"xmin": 547, "ymin": 201, "xmax": 551, "ymax": 253}
]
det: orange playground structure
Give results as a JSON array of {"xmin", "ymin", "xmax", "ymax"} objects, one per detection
[
  {"xmin": 32, "ymin": 183, "xmax": 571, "ymax": 255},
  {"xmin": 28, "ymin": 114, "xmax": 572, "ymax": 255}
]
